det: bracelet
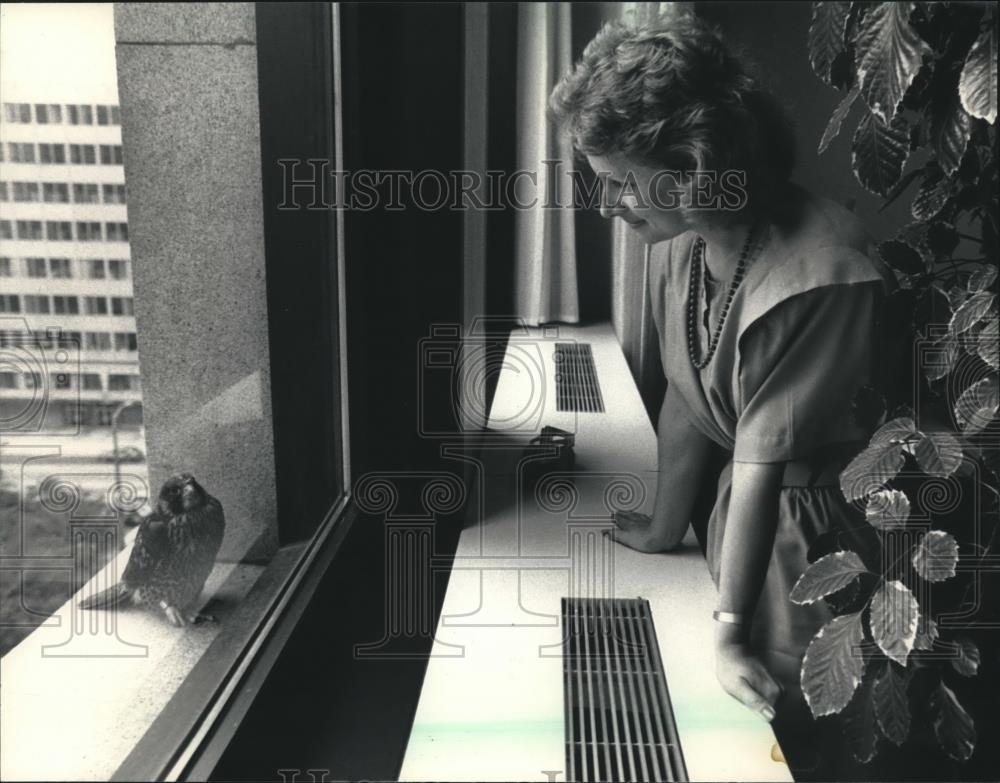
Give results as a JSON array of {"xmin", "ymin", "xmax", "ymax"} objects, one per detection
[{"xmin": 712, "ymin": 610, "xmax": 748, "ymax": 625}]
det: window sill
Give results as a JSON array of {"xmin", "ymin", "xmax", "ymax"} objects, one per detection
[{"xmin": 0, "ymin": 544, "xmax": 266, "ymax": 781}]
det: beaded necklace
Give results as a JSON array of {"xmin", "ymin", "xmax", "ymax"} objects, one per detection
[{"xmin": 686, "ymin": 220, "xmax": 764, "ymax": 370}]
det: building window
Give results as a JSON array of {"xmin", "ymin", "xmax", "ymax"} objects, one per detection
[
  {"xmin": 67, "ymin": 104, "xmax": 93, "ymax": 125},
  {"xmin": 85, "ymin": 332, "xmax": 112, "ymax": 351},
  {"xmin": 102, "ymin": 183, "xmax": 127, "ymax": 204},
  {"xmin": 3, "ymin": 103, "xmax": 32, "ymax": 123},
  {"xmin": 99, "ymin": 144, "xmax": 124, "ymax": 165},
  {"xmin": 0, "ymin": 221, "xmax": 12, "ymax": 240},
  {"xmin": 24, "ymin": 295, "xmax": 50, "ymax": 314},
  {"xmin": 52, "ymin": 372, "xmax": 74, "ymax": 390},
  {"xmin": 0, "ymin": 372, "xmax": 17, "ymax": 390},
  {"xmin": 26, "ymin": 258, "xmax": 47, "ymax": 278},
  {"xmin": 105, "ymin": 222, "xmax": 129, "ymax": 242},
  {"xmin": 0, "ymin": 182, "xmax": 7, "ymax": 201},
  {"xmin": 0, "ymin": 258, "xmax": 11, "ymax": 277},
  {"xmin": 8, "ymin": 143, "xmax": 36, "ymax": 163},
  {"xmin": 114, "ymin": 332, "xmax": 138, "ymax": 351},
  {"xmin": 107, "ymin": 374, "xmax": 137, "ymax": 391},
  {"xmin": 12, "ymin": 182, "xmax": 40, "ymax": 202},
  {"xmin": 84, "ymin": 296, "xmax": 108, "ymax": 315},
  {"xmin": 107, "ymin": 259, "xmax": 128, "ymax": 279},
  {"xmin": 35, "ymin": 104, "xmax": 63, "ymax": 124},
  {"xmin": 38, "ymin": 143, "xmax": 67, "ymax": 164},
  {"xmin": 70, "ymin": 183, "xmax": 99, "ymax": 203},
  {"xmin": 110, "ymin": 296, "xmax": 134, "ymax": 316},
  {"xmin": 53, "ymin": 295, "xmax": 80, "ymax": 315},
  {"xmin": 0, "ymin": 295, "xmax": 20, "ymax": 313},
  {"xmin": 69, "ymin": 144, "xmax": 96, "ymax": 164},
  {"xmin": 81, "ymin": 373, "xmax": 102, "ymax": 391},
  {"xmin": 45, "ymin": 221, "xmax": 72, "ymax": 241},
  {"xmin": 75, "ymin": 221, "xmax": 102, "ymax": 241},
  {"xmin": 49, "ymin": 258, "xmax": 72, "ymax": 278},
  {"xmin": 43, "ymin": 182, "xmax": 70, "ymax": 203},
  {"xmin": 17, "ymin": 221, "xmax": 44, "ymax": 240},
  {"xmin": 86, "ymin": 259, "xmax": 106, "ymax": 279}
]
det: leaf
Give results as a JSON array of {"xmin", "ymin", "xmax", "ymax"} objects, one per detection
[
  {"xmin": 927, "ymin": 221, "xmax": 960, "ymax": 260},
  {"xmin": 869, "ymin": 580, "xmax": 919, "ymax": 665},
  {"xmin": 959, "ymin": 25, "xmax": 998, "ymax": 125},
  {"xmin": 852, "ymin": 109, "xmax": 910, "ymax": 196},
  {"xmin": 977, "ymin": 318, "xmax": 999, "ymax": 370},
  {"xmin": 842, "ymin": 665, "xmax": 878, "ymax": 763},
  {"xmin": 930, "ymin": 681, "xmax": 977, "ymax": 761},
  {"xmin": 878, "ymin": 239, "xmax": 925, "ymax": 274},
  {"xmin": 911, "ymin": 170, "xmax": 954, "ymax": 221},
  {"xmin": 871, "ymin": 416, "xmax": 918, "ymax": 446},
  {"xmin": 840, "ymin": 443, "xmax": 906, "ymax": 501},
  {"xmin": 951, "ymin": 637, "xmax": 981, "ymax": 677},
  {"xmin": 912, "ymin": 431, "xmax": 963, "ymax": 477},
  {"xmin": 791, "ymin": 551, "xmax": 870, "ymax": 605},
  {"xmin": 801, "ymin": 612, "xmax": 866, "ymax": 718},
  {"xmin": 968, "ymin": 266, "xmax": 998, "ymax": 293},
  {"xmin": 874, "ymin": 663, "xmax": 911, "ymax": 745},
  {"xmin": 854, "ymin": 1, "xmax": 932, "ymax": 124},
  {"xmin": 924, "ymin": 333, "xmax": 959, "ymax": 382},
  {"xmin": 912, "ymin": 530, "xmax": 959, "ymax": 582},
  {"xmin": 819, "ymin": 85, "xmax": 860, "ymax": 154},
  {"xmin": 949, "ymin": 291, "xmax": 996, "ymax": 335},
  {"xmin": 933, "ymin": 96, "xmax": 974, "ymax": 177},
  {"xmin": 865, "ymin": 488, "xmax": 911, "ymax": 528},
  {"xmin": 809, "ymin": 2, "xmax": 852, "ymax": 85},
  {"xmin": 954, "ymin": 374, "xmax": 999, "ymax": 434},
  {"xmin": 914, "ymin": 616, "xmax": 939, "ymax": 650}
]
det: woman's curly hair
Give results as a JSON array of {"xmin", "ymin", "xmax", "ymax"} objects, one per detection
[{"xmin": 548, "ymin": 13, "xmax": 796, "ymax": 207}]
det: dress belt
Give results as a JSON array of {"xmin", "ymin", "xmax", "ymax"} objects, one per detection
[{"xmin": 780, "ymin": 441, "xmax": 864, "ymax": 488}]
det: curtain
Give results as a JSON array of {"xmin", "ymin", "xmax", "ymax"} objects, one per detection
[
  {"xmin": 513, "ymin": 2, "xmax": 579, "ymax": 325},
  {"xmin": 611, "ymin": 1, "xmax": 691, "ymax": 425}
]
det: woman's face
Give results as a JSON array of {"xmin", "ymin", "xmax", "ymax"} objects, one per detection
[{"xmin": 585, "ymin": 151, "xmax": 692, "ymax": 244}]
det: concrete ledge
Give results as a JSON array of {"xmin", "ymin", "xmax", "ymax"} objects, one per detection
[
  {"xmin": 115, "ymin": 3, "xmax": 255, "ymax": 45},
  {"xmin": 0, "ymin": 546, "xmax": 264, "ymax": 781}
]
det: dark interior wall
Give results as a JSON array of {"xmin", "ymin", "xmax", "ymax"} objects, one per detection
[{"xmin": 696, "ymin": 1, "xmax": 914, "ymax": 242}]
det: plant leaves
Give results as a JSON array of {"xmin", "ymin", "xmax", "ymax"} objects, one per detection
[
  {"xmin": 927, "ymin": 221, "xmax": 960, "ymax": 260},
  {"xmin": 865, "ymin": 488, "xmax": 911, "ymax": 528},
  {"xmin": 869, "ymin": 580, "xmax": 919, "ymax": 665},
  {"xmin": 912, "ymin": 530, "xmax": 959, "ymax": 582},
  {"xmin": 801, "ymin": 612, "xmax": 866, "ymax": 718},
  {"xmin": 809, "ymin": 2, "xmax": 852, "ymax": 85},
  {"xmin": 954, "ymin": 374, "xmax": 999, "ymax": 434},
  {"xmin": 924, "ymin": 333, "xmax": 959, "ymax": 383},
  {"xmin": 930, "ymin": 681, "xmax": 977, "ymax": 761},
  {"xmin": 914, "ymin": 616, "xmax": 939, "ymax": 650},
  {"xmin": 951, "ymin": 637, "xmax": 981, "ymax": 677},
  {"xmin": 949, "ymin": 291, "xmax": 996, "ymax": 335},
  {"xmin": 933, "ymin": 96, "xmax": 974, "ymax": 177},
  {"xmin": 874, "ymin": 663, "xmax": 911, "ymax": 746},
  {"xmin": 871, "ymin": 416, "xmax": 919, "ymax": 445},
  {"xmin": 912, "ymin": 431, "xmax": 963, "ymax": 477},
  {"xmin": 840, "ymin": 418, "xmax": 916, "ymax": 501},
  {"xmin": 852, "ymin": 109, "xmax": 910, "ymax": 196},
  {"xmin": 855, "ymin": 1, "xmax": 932, "ymax": 124},
  {"xmin": 968, "ymin": 265, "xmax": 998, "ymax": 293},
  {"xmin": 878, "ymin": 239, "xmax": 925, "ymax": 274},
  {"xmin": 911, "ymin": 170, "xmax": 955, "ymax": 221},
  {"xmin": 791, "ymin": 551, "xmax": 870, "ymax": 605},
  {"xmin": 842, "ymin": 664, "xmax": 879, "ymax": 763},
  {"xmin": 819, "ymin": 85, "xmax": 860, "ymax": 154},
  {"xmin": 977, "ymin": 318, "xmax": 999, "ymax": 370},
  {"xmin": 959, "ymin": 25, "xmax": 998, "ymax": 125}
]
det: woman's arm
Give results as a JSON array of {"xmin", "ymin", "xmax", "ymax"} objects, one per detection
[
  {"xmin": 713, "ymin": 460, "xmax": 784, "ymax": 720},
  {"xmin": 607, "ymin": 383, "xmax": 716, "ymax": 552}
]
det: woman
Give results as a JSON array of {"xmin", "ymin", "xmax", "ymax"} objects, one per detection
[{"xmin": 549, "ymin": 13, "xmax": 894, "ymax": 778}]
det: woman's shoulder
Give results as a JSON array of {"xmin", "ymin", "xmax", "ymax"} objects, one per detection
[{"xmin": 738, "ymin": 183, "xmax": 894, "ymax": 333}]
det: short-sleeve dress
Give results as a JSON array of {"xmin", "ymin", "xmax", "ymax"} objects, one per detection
[{"xmin": 648, "ymin": 183, "xmax": 896, "ymax": 771}]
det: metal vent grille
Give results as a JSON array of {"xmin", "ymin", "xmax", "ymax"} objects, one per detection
[
  {"xmin": 562, "ymin": 598, "xmax": 687, "ymax": 782},
  {"xmin": 554, "ymin": 343, "xmax": 605, "ymax": 413}
]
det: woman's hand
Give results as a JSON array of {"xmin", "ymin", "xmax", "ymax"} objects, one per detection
[
  {"xmin": 603, "ymin": 511, "xmax": 670, "ymax": 553},
  {"xmin": 715, "ymin": 626, "xmax": 783, "ymax": 722}
]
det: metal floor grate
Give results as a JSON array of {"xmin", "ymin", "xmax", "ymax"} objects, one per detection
[
  {"xmin": 554, "ymin": 343, "xmax": 605, "ymax": 413},
  {"xmin": 562, "ymin": 598, "xmax": 687, "ymax": 782}
]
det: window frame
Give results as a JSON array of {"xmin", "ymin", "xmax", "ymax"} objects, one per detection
[{"xmin": 110, "ymin": 4, "xmax": 353, "ymax": 780}]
